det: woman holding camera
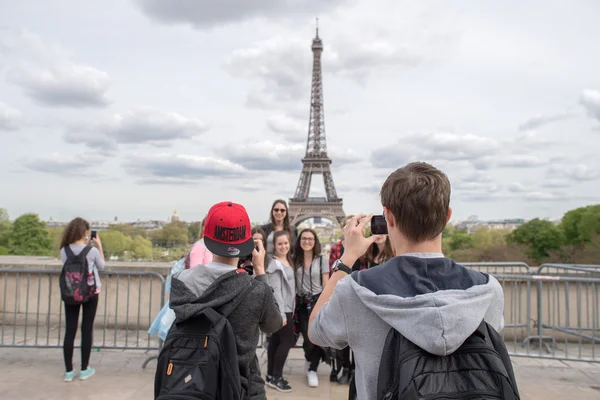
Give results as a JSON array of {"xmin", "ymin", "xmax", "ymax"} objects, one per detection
[
  {"xmin": 293, "ymin": 228, "xmax": 329, "ymax": 388},
  {"xmin": 59, "ymin": 217, "xmax": 105, "ymax": 382},
  {"xmin": 265, "ymin": 231, "xmax": 296, "ymax": 392}
]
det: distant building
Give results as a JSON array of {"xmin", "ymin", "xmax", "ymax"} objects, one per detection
[
  {"xmin": 171, "ymin": 210, "xmax": 180, "ymax": 223},
  {"xmin": 455, "ymin": 218, "xmax": 525, "ymax": 234}
]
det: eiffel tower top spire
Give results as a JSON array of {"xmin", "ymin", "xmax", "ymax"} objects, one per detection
[{"xmin": 305, "ymin": 19, "xmax": 326, "ymax": 158}]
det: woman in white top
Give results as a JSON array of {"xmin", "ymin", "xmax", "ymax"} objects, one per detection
[
  {"xmin": 293, "ymin": 228, "xmax": 329, "ymax": 388},
  {"xmin": 59, "ymin": 217, "xmax": 105, "ymax": 383},
  {"xmin": 265, "ymin": 230, "xmax": 295, "ymax": 393}
]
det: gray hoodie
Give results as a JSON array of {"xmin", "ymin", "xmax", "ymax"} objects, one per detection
[
  {"xmin": 171, "ymin": 262, "xmax": 283, "ymax": 400},
  {"xmin": 309, "ymin": 254, "xmax": 504, "ymax": 400},
  {"xmin": 266, "ymin": 258, "xmax": 296, "ymax": 318}
]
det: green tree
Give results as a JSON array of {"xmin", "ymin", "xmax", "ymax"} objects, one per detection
[
  {"xmin": 0, "ymin": 208, "xmax": 11, "ymax": 251},
  {"xmin": 188, "ymin": 221, "xmax": 201, "ymax": 243},
  {"xmin": 48, "ymin": 226, "xmax": 65, "ymax": 257},
  {"xmin": 100, "ymin": 230, "xmax": 129, "ymax": 258},
  {"xmin": 560, "ymin": 204, "xmax": 600, "ymax": 245},
  {"xmin": 129, "ymin": 236, "xmax": 153, "ymax": 259},
  {"xmin": 109, "ymin": 223, "xmax": 147, "ymax": 238},
  {"xmin": 153, "ymin": 221, "xmax": 189, "ymax": 247},
  {"xmin": 8, "ymin": 213, "xmax": 53, "ymax": 256},
  {"xmin": 449, "ymin": 230, "xmax": 474, "ymax": 251},
  {"xmin": 472, "ymin": 227, "xmax": 493, "ymax": 249},
  {"xmin": 507, "ymin": 218, "xmax": 564, "ymax": 261}
]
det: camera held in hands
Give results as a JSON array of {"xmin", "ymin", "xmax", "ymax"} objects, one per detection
[
  {"xmin": 237, "ymin": 245, "xmax": 259, "ymax": 275},
  {"xmin": 371, "ymin": 215, "xmax": 388, "ymax": 235}
]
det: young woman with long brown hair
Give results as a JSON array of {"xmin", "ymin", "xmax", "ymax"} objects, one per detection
[
  {"xmin": 265, "ymin": 230, "xmax": 295, "ymax": 392},
  {"xmin": 59, "ymin": 217, "xmax": 105, "ymax": 382},
  {"xmin": 365, "ymin": 235, "xmax": 394, "ymax": 268},
  {"xmin": 260, "ymin": 199, "xmax": 297, "ymax": 255},
  {"xmin": 293, "ymin": 228, "xmax": 329, "ymax": 388}
]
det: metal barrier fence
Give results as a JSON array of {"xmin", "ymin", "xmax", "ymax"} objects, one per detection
[
  {"xmin": 462, "ymin": 262, "xmax": 532, "ymax": 275},
  {"xmin": 0, "ymin": 268, "xmax": 165, "ymax": 367},
  {"xmin": 495, "ymin": 273, "xmax": 599, "ymax": 362},
  {"xmin": 1, "ymin": 265, "xmax": 598, "ymax": 365},
  {"xmin": 537, "ymin": 263, "xmax": 600, "ymax": 275}
]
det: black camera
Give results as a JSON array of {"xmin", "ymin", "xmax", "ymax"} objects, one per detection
[
  {"xmin": 237, "ymin": 245, "xmax": 259, "ymax": 275},
  {"xmin": 300, "ymin": 293, "xmax": 314, "ymax": 311}
]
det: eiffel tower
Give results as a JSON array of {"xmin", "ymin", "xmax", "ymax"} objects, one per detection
[{"xmin": 288, "ymin": 23, "xmax": 346, "ymax": 226}]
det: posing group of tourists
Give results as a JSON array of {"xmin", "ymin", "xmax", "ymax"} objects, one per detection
[{"xmin": 57, "ymin": 162, "xmax": 520, "ymax": 400}]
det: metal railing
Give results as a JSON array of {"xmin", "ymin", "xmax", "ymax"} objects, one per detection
[
  {"xmin": 1, "ymin": 264, "xmax": 598, "ymax": 365},
  {"xmin": 462, "ymin": 262, "xmax": 532, "ymax": 275},
  {"xmin": 496, "ymin": 273, "xmax": 599, "ymax": 362},
  {"xmin": 0, "ymin": 268, "xmax": 165, "ymax": 367},
  {"xmin": 536, "ymin": 263, "xmax": 600, "ymax": 275}
]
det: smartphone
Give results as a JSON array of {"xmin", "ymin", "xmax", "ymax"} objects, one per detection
[
  {"xmin": 91, "ymin": 230, "xmax": 97, "ymax": 239},
  {"xmin": 371, "ymin": 215, "xmax": 388, "ymax": 235}
]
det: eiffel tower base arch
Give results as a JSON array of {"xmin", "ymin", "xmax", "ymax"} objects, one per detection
[{"xmin": 288, "ymin": 200, "xmax": 346, "ymax": 228}]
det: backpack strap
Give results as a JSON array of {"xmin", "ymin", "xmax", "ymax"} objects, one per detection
[
  {"xmin": 484, "ymin": 322, "xmax": 520, "ymax": 399},
  {"xmin": 64, "ymin": 245, "xmax": 92, "ymax": 261},
  {"xmin": 320, "ymin": 255, "xmax": 323, "ymax": 287},
  {"xmin": 80, "ymin": 245, "xmax": 93, "ymax": 259}
]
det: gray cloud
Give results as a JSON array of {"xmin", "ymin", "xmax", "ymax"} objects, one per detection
[
  {"xmin": 370, "ymin": 131, "xmax": 499, "ymax": 169},
  {"xmin": 580, "ymin": 89, "xmax": 600, "ymax": 123},
  {"xmin": 518, "ymin": 113, "xmax": 571, "ymax": 131},
  {"xmin": 136, "ymin": 0, "xmax": 351, "ymax": 28},
  {"xmin": 267, "ymin": 114, "xmax": 306, "ymax": 143},
  {"xmin": 23, "ymin": 153, "xmax": 105, "ymax": 176},
  {"xmin": 540, "ymin": 179, "xmax": 571, "ymax": 189},
  {"xmin": 123, "ymin": 153, "xmax": 247, "ymax": 184},
  {"xmin": 0, "ymin": 102, "xmax": 21, "ymax": 131},
  {"xmin": 548, "ymin": 163, "xmax": 600, "ymax": 182},
  {"xmin": 0, "ymin": 27, "xmax": 111, "ymax": 108},
  {"xmin": 217, "ymin": 140, "xmax": 303, "ymax": 171},
  {"xmin": 225, "ymin": 18, "xmax": 457, "ymax": 111},
  {"xmin": 507, "ymin": 182, "xmax": 528, "ymax": 193},
  {"xmin": 64, "ymin": 108, "xmax": 209, "ymax": 151},
  {"xmin": 497, "ymin": 155, "xmax": 548, "ymax": 168}
]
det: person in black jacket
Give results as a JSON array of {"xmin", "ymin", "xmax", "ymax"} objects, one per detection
[
  {"xmin": 260, "ymin": 199, "xmax": 298, "ymax": 256},
  {"xmin": 170, "ymin": 201, "xmax": 284, "ymax": 400}
]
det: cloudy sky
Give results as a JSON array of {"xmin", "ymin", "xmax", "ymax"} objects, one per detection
[{"xmin": 1, "ymin": 0, "xmax": 599, "ymax": 224}]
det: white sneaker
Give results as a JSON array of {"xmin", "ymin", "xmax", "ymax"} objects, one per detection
[{"xmin": 307, "ymin": 370, "xmax": 319, "ymax": 388}]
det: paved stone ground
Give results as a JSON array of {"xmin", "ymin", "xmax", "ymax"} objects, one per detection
[{"xmin": 1, "ymin": 347, "xmax": 600, "ymax": 400}]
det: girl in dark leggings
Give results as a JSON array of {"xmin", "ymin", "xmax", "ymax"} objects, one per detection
[
  {"xmin": 265, "ymin": 231, "xmax": 295, "ymax": 392},
  {"xmin": 293, "ymin": 228, "xmax": 329, "ymax": 388},
  {"xmin": 59, "ymin": 217, "xmax": 105, "ymax": 382}
]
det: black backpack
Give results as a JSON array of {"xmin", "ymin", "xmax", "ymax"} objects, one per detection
[
  {"xmin": 59, "ymin": 245, "xmax": 96, "ymax": 305},
  {"xmin": 376, "ymin": 321, "xmax": 520, "ymax": 400},
  {"xmin": 154, "ymin": 282, "xmax": 254, "ymax": 400}
]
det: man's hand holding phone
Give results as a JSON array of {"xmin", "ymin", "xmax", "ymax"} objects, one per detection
[
  {"xmin": 340, "ymin": 214, "xmax": 385, "ymax": 267},
  {"xmin": 251, "ymin": 239, "xmax": 266, "ymax": 276}
]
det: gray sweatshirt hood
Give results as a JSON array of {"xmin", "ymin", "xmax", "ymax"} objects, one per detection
[
  {"xmin": 350, "ymin": 256, "xmax": 504, "ymax": 356},
  {"xmin": 170, "ymin": 262, "xmax": 251, "ymax": 323}
]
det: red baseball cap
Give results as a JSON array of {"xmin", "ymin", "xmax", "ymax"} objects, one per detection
[{"xmin": 203, "ymin": 201, "xmax": 254, "ymax": 258}]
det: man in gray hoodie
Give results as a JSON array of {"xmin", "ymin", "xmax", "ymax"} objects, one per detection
[
  {"xmin": 308, "ymin": 162, "xmax": 504, "ymax": 400},
  {"xmin": 169, "ymin": 201, "xmax": 283, "ymax": 400}
]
